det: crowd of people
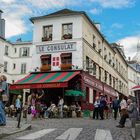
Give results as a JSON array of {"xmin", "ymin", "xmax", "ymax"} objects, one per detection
[
  {"xmin": 0, "ymin": 74, "xmax": 139, "ymax": 129},
  {"xmin": 92, "ymin": 94, "xmax": 139, "ymax": 128}
]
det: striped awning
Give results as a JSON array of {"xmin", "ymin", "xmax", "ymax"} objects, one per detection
[
  {"xmin": 10, "ymin": 71, "xmax": 80, "ymax": 90},
  {"xmin": 131, "ymin": 85, "xmax": 140, "ymax": 91}
]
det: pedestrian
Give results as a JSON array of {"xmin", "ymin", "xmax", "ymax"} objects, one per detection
[
  {"xmin": 0, "ymin": 75, "xmax": 9, "ymax": 106},
  {"xmin": 93, "ymin": 96, "xmax": 100, "ymax": 119},
  {"xmin": 112, "ymin": 97, "xmax": 120, "ymax": 120},
  {"xmin": 15, "ymin": 95, "xmax": 22, "ymax": 121},
  {"xmin": 58, "ymin": 96, "xmax": 64, "ymax": 118},
  {"xmin": 99, "ymin": 95, "xmax": 106, "ymax": 120},
  {"xmin": 0, "ymin": 95, "xmax": 6, "ymax": 126},
  {"xmin": 120, "ymin": 96, "xmax": 127, "ymax": 117},
  {"xmin": 116, "ymin": 99, "xmax": 139, "ymax": 128}
]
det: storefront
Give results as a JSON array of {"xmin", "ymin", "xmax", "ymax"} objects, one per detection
[{"xmin": 81, "ymin": 72, "xmax": 103, "ymax": 110}]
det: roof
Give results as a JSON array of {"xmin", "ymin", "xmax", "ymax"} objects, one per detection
[
  {"xmin": 12, "ymin": 41, "xmax": 32, "ymax": 45},
  {"xmin": 30, "ymin": 9, "xmax": 85, "ymax": 23},
  {"xmin": 30, "ymin": 8, "xmax": 116, "ymax": 53},
  {"xmin": 10, "ymin": 71, "xmax": 80, "ymax": 90}
]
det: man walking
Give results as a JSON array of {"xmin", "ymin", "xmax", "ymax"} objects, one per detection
[{"xmin": 112, "ymin": 97, "xmax": 120, "ymax": 120}]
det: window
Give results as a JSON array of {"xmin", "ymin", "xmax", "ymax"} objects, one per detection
[
  {"xmin": 109, "ymin": 74, "xmax": 112, "ymax": 85},
  {"xmin": 61, "ymin": 53, "xmax": 72, "ymax": 70},
  {"xmin": 42, "ymin": 25, "xmax": 52, "ymax": 41},
  {"xmin": 5, "ymin": 45, "xmax": 9, "ymax": 55},
  {"xmin": 104, "ymin": 47, "xmax": 107, "ymax": 59},
  {"xmin": 99, "ymin": 67, "xmax": 101, "ymax": 80},
  {"xmin": 52, "ymin": 57, "xmax": 59, "ymax": 66},
  {"xmin": 4, "ymin": 61, "xmax": 7, "ymax": 72},
  {"xmin": 13, "ymin": 63, "xmax": 16, "ymax": 69},
  {"xmin": 93, "ymin": 63, "xmax": 96, "ymax": 75},
  {"xmin": 93, "ymin": 35, "xmax": 96, "ymax": 48},
  {"xmin": 61, "ymin": 53, "xmax": 72, "ymax": 64},
  {"xmin": 20, "ymin": 47, "xmax": 29, "ymax": 57},
  {"xmin": 105, "ymin": 71, "xmax": 107, "ymax": 82},
  {"xmin": 40, "ymin": 55, "xmax": 51, "ymax": 65},
  {"xmin": 86, "ymin": 56, "xmax": 90, "ymax": 70},
  {"xmin": 62, "ymin": 23, "xmax": 72, "ymax": 39},
  {"xmin": 21, "ymin": 63, "xmax": 26, "ymax": 74},
  {"xmin": 14, "ymin": 48, "xmax": 17, "ymax": 53},
  {"xmin": 98, "ymin": 41, "xmax": 102, "ymax": 53}
]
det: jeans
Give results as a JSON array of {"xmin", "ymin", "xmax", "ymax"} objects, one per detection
[
  {"xmin": 93, "ymin": 108, "xmax": 99, "ymax": 119},
  {"xmin": 113, "ymin": 108, "xmax": 118, "ymax": 120}
]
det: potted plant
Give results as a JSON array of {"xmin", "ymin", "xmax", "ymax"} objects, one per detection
[{"xmin": 62, "ymin": 34, "xmax": 72, "ymax": 39}]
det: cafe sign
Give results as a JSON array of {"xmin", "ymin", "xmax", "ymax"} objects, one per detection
[
  {"xmin": 84, "ymin": 76, "xmax": 103, "ymax": 91},
  {"xmin": 36, "ymin": 42, "xmax": 76, "ymax": 53}
]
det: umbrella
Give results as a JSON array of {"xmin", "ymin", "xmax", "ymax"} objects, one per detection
[{"xmin": 65, "ymin": 90, "xmax": 85, "ymax": 97}]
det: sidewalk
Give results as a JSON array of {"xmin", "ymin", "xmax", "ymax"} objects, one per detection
[{"xmin": 0, "ymin": 118, "xmax": 31, "ymax": 139}]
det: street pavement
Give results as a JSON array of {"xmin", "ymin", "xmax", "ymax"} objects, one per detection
[{"xmin": 1, "ymin": 117, "xmax": 133, "ymax": 140}]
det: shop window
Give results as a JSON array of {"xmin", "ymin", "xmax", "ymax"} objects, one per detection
[
  {"xmin": 61, "ymin": 53, "xmax": 72, "ymax": 70},
  {"xmin": 62, "ymin": 23, "xmax": 72, "ymax": 39},
  {"xmin": 42, "ymin": 25, "xmax": 52, "ymax": 41}
]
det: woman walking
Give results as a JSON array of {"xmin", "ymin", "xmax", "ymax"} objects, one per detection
[{"xmin": 0, "ymin": 95, "xmax": 6, "ymax": 126}]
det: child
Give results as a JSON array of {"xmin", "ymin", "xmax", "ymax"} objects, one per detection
[{"xmin": 31, "ymin": 105, "xmax": 36, "ymax": 120}]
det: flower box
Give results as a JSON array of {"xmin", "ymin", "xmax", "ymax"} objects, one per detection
[
  {"xmin": 40, "ymin": 65, "xmax": 51, "ymax": 72},
  {"xmin": 62, "ymin": 34, "xmax": 72, "ymax": 39},
  {"xmin": 60, "ymin": 63, "xmax": 72, "ymax": 70},
  {"xmin": 42, "ymin": 36, "xmax": 52, "ymax": 42}
]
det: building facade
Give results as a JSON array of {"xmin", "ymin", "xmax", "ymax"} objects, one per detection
[{"xmin": 0, "ymin": 9, "xmax": 136, "ymax": 103}]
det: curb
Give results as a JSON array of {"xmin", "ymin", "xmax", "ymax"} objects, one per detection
[{"xmin": 0, "ymin": 124, "xmax": 31, "ymax": 139}]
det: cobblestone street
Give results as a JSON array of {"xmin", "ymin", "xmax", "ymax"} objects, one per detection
[{"xmin": 1, "ymin": 118, "xmax": 133, "ymax": 140}]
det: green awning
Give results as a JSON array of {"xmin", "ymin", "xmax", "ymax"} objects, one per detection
[
  {"xmin": 65, "ymin": 90, "xmax": 85, "ymax": 97},
  {"xmin": 10, "ymin": 90, "xmax": 21, "ymax": 95}
]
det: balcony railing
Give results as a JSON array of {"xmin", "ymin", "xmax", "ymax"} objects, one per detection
[
  {"xmin": 40, "ymin": 64, "xmax": 51, "ymax": 72},
  {"xmin": 60, "ymin": 63, "xmax": 72, "ymax": 70}
]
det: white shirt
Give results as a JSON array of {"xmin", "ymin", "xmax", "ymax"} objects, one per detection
[{"xmin": 120, "ymin": 99, "xmax": 127, "ymax": 110}]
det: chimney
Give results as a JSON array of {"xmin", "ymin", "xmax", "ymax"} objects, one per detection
[
  {"xmin": 0, "ymin": 10, "xmax": 5, "ymax": 38},
  {"xmin": 94, "ymin": 22, "xmax": 101, "ymax": 31}
]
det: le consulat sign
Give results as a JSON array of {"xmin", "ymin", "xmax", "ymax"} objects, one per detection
[{"xmin": 36, "ymin": 42, "xmax": 76, "ymax": 53}]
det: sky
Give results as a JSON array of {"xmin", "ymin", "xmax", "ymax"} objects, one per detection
[{"xmin": 0, "ymin": 0, "xmax": 140, "ymax": 60}]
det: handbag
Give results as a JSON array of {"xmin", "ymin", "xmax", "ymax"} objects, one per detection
[{"xmin": 2, "ymin": 94, "xmax": 9, "ymax": 101}]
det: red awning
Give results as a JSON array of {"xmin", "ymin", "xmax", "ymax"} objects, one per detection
[
  {"xmin": 10, "ymin": 71, "xmax": 80, "ymax": 90},
  {"xmin": 131, "ymin": 85, "xmax": 140, "ymax": 91}
]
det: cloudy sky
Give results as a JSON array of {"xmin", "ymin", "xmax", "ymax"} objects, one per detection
[{"xmin": 1, "ymin": 0, "xmax": 140, "ymax": 59}]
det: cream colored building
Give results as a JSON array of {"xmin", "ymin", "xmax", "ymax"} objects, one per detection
[{"xmin": 0, "ymin": 9, "xmax": 130, "ymax": 98}]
